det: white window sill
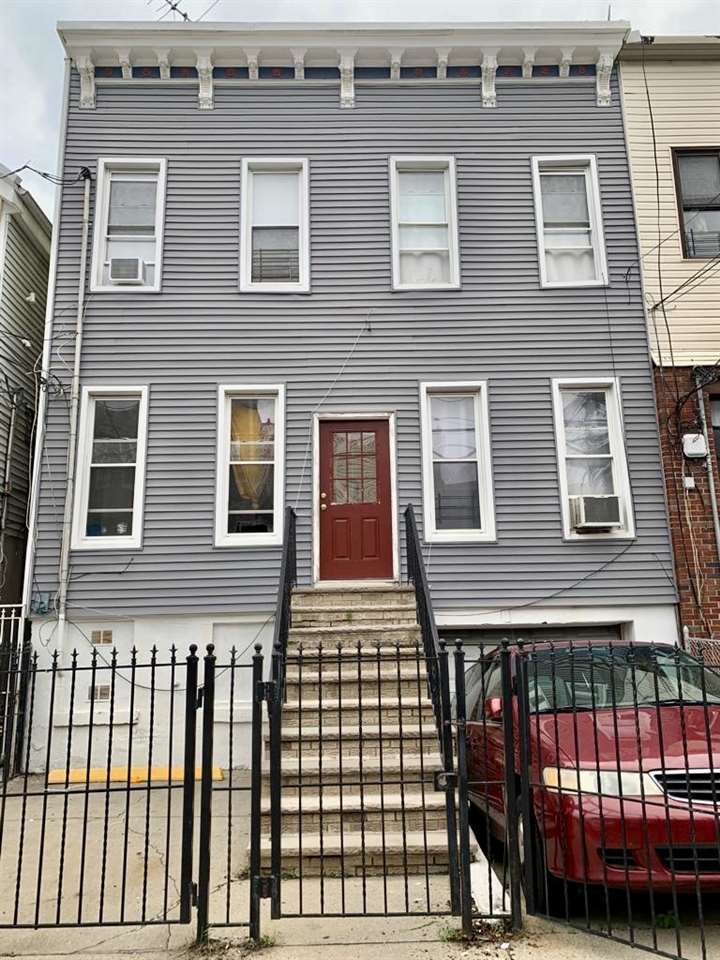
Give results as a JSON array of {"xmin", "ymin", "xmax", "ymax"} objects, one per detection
[
  {"xmin": 215, "ymin": 533, "xmax": 283, "ymax": 548},
  {"xmin": 71, "ymin": 536, "xmax": 143, "ymax": 551},
  {"xmin": 89, "ymin": 284, "xmax": 162, "ymax": 294},
  {"xmin": 561, "ymin": 530, "xmax": 636, "ymax": 542},
  {"xmin": 393, "ymin": 282, "xmax": 461, "ymax": 292},
  {"xmin": 239, "ymin": 282, "xmax": 310, "ymax": 294},
  {"xmin": 540, "ymin": 279, "xmax": 608, "ymax": 289},
  {"xmin": 424, "ymin": 530, "xmax": 496, "ymax": 544}
]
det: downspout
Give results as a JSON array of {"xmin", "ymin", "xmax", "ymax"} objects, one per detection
[
  {"xmin": 56, "ymin": 168, "xmax": 91, "ymax": 648},
  {"xmin": 22, "ymin": 58, "xmax": 71, "ymax": 620},
  {"xmin": 0, "ymin": 389, "xmax": 20, "ymax": 593},
  {"xmin": 694, "ymin": 370, "xmax": 720, "ymax": 612}
]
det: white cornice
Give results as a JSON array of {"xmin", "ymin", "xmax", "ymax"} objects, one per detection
[{"xmin": 57, "ymin": 20, "xmax": 630, "ymax": 111}]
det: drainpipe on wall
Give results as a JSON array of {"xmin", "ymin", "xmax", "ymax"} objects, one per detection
[
  {"xmin": 695, "ymin": 370, "xmax": 720, "ymax": 602},
  {"xmin": 56, "ymin": 169, "xmax": 92, "ymax": 650},
  {"xmin": 0, "ymin": 389, "xmax": 20, "ymax": 596}
]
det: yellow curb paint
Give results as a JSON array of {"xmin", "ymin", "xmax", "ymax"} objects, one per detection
[{"xmin": 47, "ymin": 765, "xmax": 223, "ymax": 784}]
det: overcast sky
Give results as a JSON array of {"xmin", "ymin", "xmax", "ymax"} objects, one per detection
[{"xmin": 1, "ymin": 0, "xmax": 718, "ymax": 219}]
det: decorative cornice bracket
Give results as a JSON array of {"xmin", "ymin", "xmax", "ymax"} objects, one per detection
[
  {"xmin": 290, "ymin": 47, "xmax": 306, "ymax": 80},
  {"xmin": 154, "ymin": 48, "xmax": 171, "ymax": 80},
  {"xmin": 389, "ymin": 47, "xmax": 404, "ymax": 81},
  {"xmin": 481, "ymin": 49, "xmax": 499, "ymax": 108},
  {"xmin": 74, "ymin": 50, "xmax": 96, "ymax": 109},
  {"xmin": 339, "ymin": 49, "xmax": 356, "ymax": 109},
  {"xmin": 522, "ymin": 47, "xmax": 536, "ymax": 79},
  {"xmin": 596, "ymin": 48, "xmax": 614, "ymax": 106},
  {"xmin": 116, "ymin": 47, "xmax": 132, "ymax": 80},
  {"xmin": 244, "ymin": 48, "xmax": 260, "ymax": 80},
  {"xmin": 560, "ymin": 46, "xmax": 575, "ymax": 78},
  {"xmin": 435, "ymin": 47, "xmax": 451, "ymax": 80},
  {"xmin": 196, "ymin": 49, "xmax": 214, "ymax": 109}
]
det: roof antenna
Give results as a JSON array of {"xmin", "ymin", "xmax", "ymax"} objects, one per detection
[{"xmin": 607, "ymin": 3, "xmax": 612, "ymax": 20}]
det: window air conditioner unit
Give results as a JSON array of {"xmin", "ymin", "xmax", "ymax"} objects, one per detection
[
  {"xmin": 109, "ymin": 257, "xmax": 144, "ymax": 284},
  {"xmin": 569, "ymin": 495, "xmax": 622, "ymax": 532}
]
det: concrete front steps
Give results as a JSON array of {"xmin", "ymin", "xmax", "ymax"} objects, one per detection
[{"xmin": 261, "ymin": 584, "xmax": 454, "ymax": 880}]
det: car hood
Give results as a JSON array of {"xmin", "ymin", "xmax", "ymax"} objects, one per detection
[{"xmin": 535, "ymin": 704, "xmax": 720, "ymax": 771}]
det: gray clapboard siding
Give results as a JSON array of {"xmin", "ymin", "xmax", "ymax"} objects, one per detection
[{"xmin": 32, "ymin": 73, "xmax": 676, "ymax": 617}]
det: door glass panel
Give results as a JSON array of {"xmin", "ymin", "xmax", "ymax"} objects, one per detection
[{"xmin": 330, "ymin": 429, "xmax": 379, "ymax": 504}]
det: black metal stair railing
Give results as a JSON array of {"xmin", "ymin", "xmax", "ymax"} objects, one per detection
[
  {"xmin": 268, "ymin": 505, "xmax": 297, "ymax": 916},
  {"xmin": 404, "ymin": 503, "xmax": 461, "ymax": 913}
]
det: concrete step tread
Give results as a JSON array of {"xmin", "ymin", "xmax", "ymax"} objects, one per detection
[
  {"xmin": 284, "ymin": 697, "xmax": 434, "ymax": 712},
  {"xmin": 286, "ymin": 666, "xmax": 425, "ymax": 681},
  {"xmin": 293, "ymin": 586, "xmax": 414, "ymax": 596},
  {"xmin": 289, "ymin": 624, "xmax": 420, "ymax": 637},
  {"xmin": 261, "ymin": 793, "xmax": 445, "ymax": 814},
  {"xmin": 274, "ymin": 724, "xmax": 437, "ymax": 741},
  {"xmin": 293, "ymin": 602, "xmax": 416, "ymax": 613},
  {"xmin": 260, "ymin": 830, "xmax": 452, "ymax": 855},
  {"xmin": 275, "ymin": 754, "xmax": 442, "ymax": 774}
]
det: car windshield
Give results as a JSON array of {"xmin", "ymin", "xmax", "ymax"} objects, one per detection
[{"xmin": 527, "ymin": 645, "xmax": 720, "ymax": 713}]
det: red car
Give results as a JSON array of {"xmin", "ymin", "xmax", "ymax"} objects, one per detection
[{"xmin": 464, "ymin": 642, "xmax": 720, "ymax": 913}]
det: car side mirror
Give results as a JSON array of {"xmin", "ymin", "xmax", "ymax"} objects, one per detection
[{"xmin": 484, "ymin": 696, "xmax": 503, "ymax": 720}]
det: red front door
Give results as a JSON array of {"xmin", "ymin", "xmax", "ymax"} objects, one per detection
[{"xmin": 319, "ymin": 419, "xmax": 394, "ymax": 581}]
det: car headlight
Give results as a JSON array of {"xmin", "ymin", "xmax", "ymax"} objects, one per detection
[{"xmin": 542, "ymin": 767, "xmax": 663, "ymax": 798}]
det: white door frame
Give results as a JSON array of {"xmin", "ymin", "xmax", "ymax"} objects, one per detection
[{"xmin": 312, "ymin": 410, "xmax": 400, "ymax": 585}]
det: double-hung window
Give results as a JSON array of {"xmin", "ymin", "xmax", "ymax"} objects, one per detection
[
  {"xmin": 389, "ymin": 157, "xmax": 460, "ymax": 290},
  {"xmin": 240, "ymin": 159, "xmax": 309, "ymax": 292},
  {"xmin": 215, "ymin": 385, "xmax": 285, "ymax": 547},
  {"xmin": 531, "ymin": 156, "xmax": 607, "ymax": 287},
  {"xmin": 673, "ymin": 150, "xmax": 720, "ymax": 258},
  {"xmin": 72, "ymin": 386, "xmax": 149, "ymax": 550},
  {"xmin": 420, "ymin": 382, "xmax": 495, "ymax": 542},
  {"xmin": 90, "ymin": 158, "xmax": 166, "ymax": 292},
  {"xmin": 552, "ymin": 378, "xmax": 634, "ymax": 539}
]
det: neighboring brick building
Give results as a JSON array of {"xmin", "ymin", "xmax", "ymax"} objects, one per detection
[{"xmin": 621, "ymin": 36, "xmax": 720, "ymax": 640}]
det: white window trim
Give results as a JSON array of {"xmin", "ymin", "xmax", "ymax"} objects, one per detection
[
  {"xmin": 239, "ymin": 158, "xmax": 310, "ymax": 293},
  {"xmin": 551, "ymin": 377, "xmax": 635, "ymax": 541},
  {"xmin": 90, "ymin": 158, "xmax": 167, "ymax": 294},
  {"xmin": 389, "ymin": 155, "xmax": 461, "ymax": 291},
  {"xmin": 71, "ymin": 385, "xmax": 149, "ymax": 551},
  {"xmin": 215, "ymin": 384, "xmax": 286, "ymax": 548},
  {"xmin": 420, "ymin": 381, "xmax": 495, "ymax": 543},
  {"xmin": 531, "ymin": 155, "xmax": 608, "ymax": 289}
]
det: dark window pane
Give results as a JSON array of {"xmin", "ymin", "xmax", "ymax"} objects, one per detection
[
  {"xmin": 712, "ymin": 398, "xmax": 720, "ymax": 478},
  {"xmin": 228, "ymin": 464, "xmax": 274, "ymax": 511},
  {"xmin": 93, "ymin": 398, "xmax": 140, "ymax": 441},
  {"xmin": 433, "ymin": 461, "xmax": 481, "ymax": 530},
  {"xmin": 108, "ymin": 180, "xmax": 156, "ymax": 235},
  {"xmin": 227, "ymin": 512, "xmax": 274, "ymax": 535},
  {"xmin": 684, "ymin": 208, "xmax": 720, "ymax": 257},
  {"xmin": 86, "ymin": 510, "xmax": 133, "ymax": 538},
  {"xmin": 92, "ymin": 440, "xmax": 137, "ymax": 464},
  {"xmin": 251, "ymin": 227, "xmax": 299, "ymax": 282},
  {"xmin": 678, "ymin": 154, "xmax": 720, "ymax": 206},
  {"xmin": 88, "ymin": 465, "xmax": 135, "ymax": 510}
]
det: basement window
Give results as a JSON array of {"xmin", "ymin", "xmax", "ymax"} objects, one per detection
[
  {"xmin": 240, "ymin": 159, "xmax": 310, "ymax": 292},
  {"xmin": 215, "ymin": 385, "xmax": 285, "ymax": 547},
  {"xmin": 71, "ymin": 386, "xmax": 149, "ymax": 551},
  {"xmin": 531, "ymin": 156, "xmax": 608, "ymax": 288},
  {"xmin": 90, "ymin": 158, "xmax": 167, "ymax": 293}
]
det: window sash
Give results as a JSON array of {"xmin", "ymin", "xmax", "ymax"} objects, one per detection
[
  {"xmin": 421, "ymin": 384, "xmax": 494, "ymax": 541},
  {"xmin": 532, "ymin": 157, "xmax": 606, "ymax": 287},
  {"xmin": 216, "ymin": 387, "xmax": 284, "ymax": 546},
  {"xmin": 390, "ymin": 157, "xmax": 459, "ymax": 289},
  {"xmin": 72, "ymin": 387, "xmax": 147, "ymax": 549},
  {"xmin": 674, "ymin": 150, "xmax": 720, "ymax": 259}
]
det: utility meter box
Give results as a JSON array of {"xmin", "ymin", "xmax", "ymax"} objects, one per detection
[{"xmin": 683, "ymin": 433, "xmax": 707, "ymax": 459}]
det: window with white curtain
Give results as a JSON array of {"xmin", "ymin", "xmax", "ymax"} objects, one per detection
[
  {"xmin": 552, "ymin": 378, "xmax": 634, "ymax": 539},
  {"xmin": 240, "ymin": 159, "xmax": 309, "ymax": 292},
  {"xmin": 90, "ymin": 159, "xmax": 166, "ymax": 292},
  {"xmin": 420, "ymin": 382, "xmax": 495, "ymax": 542},
  {"xmin": 390, "ymin": 157, "xmax": 460, "ymax": 290},
  {"xmin": 215, "ymin": 385, "xmax": 285, "ymax": 547},
  {"xmin": 531, "ymin": 156, "xmax": 607, "ymax": 288},
  {"xmin": 71, "ymin": 386, "xmax": 149, "ymax": 550}
]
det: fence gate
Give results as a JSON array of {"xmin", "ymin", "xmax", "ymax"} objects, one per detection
[{"xmin": 514, "ymin": 638, "xmax": 720, "ymax": 960}]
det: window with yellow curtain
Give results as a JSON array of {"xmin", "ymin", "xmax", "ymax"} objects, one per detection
[{"xmin": 227, "ymin": 396, "xmax": 276, "ymax": 535}]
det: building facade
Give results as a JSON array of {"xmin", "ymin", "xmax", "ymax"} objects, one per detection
[
  {"xmin": 620, "ymin": 36, "xmax": 720, "ymax": 640},
  {"xmin": 0, "ymin": 166, "xmax": 50, "ymax": 606},
  {"xmin": 23, "ymin": 21, "xmax": 680, "ymax": 764}
]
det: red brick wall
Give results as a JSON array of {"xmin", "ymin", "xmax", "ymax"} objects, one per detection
[{"xmin": 655, "ymin": 366, "xmax": 720, "ymax": 639}]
